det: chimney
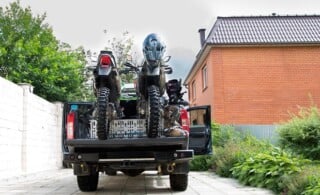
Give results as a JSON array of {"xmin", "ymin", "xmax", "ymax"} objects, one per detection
[{"xmin": 198, "ymin": 28, "xmax": 206, "ymax": 47}]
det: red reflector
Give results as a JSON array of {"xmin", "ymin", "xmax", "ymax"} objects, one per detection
[
  {"xmin": 100, "ymin": 55, "xmax": 112, "ymax": 66},
  {"xmin": 67, "ymin": 112, "xmax": 75, "ymax": 140},
  {"xmin": 180, "ymin": 109, "xmax": 190, "ymax": 132}
]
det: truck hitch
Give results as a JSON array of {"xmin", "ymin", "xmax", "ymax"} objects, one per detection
[{"xmin": 167, "ymin": 162, "xmax": 176, "ymax": 173}]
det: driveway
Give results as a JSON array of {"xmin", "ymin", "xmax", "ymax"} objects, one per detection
[{"xmin": 0, "ymin": 169, "xmax": 274, "ymax": 194}]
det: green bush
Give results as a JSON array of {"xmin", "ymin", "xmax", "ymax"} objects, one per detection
[
  {"xmin": 303, "ymin": 177, "xmax": 320, "ymax": 195},
  {"xmin": 211, "ymin": 123, "xmax": 240, "ymax": 147},
  {"xmin": 190, "ymin": 123, "xmax": 238, "ymax": 171},
  {"xmin": 231, "ymin": 147, "xmax": 310, "ymax": 193},
  {"xmin": 213, "ymin": 143, "xmax": 243, "ymax": 177},
  {"xmin": 277, "ymin": 106, "xmax": 320, "ymax": 160},
  {"xmin": 282, "ymin": 164, "xmax": 320, "ymax": 195},
  {"xmin": 189, "ymin": 155, "xmax": 213, "ymax": 171},
  {"xmin": 210, "ymin": 123, "xmax": 241, "ymax": 176},
  {"xmin": 209, "ymin": 119, "xmax": 320, "ymax": 194},
  {"xmin": 212, "ymin": 129, "xmax": 273, "ymax": 177}
]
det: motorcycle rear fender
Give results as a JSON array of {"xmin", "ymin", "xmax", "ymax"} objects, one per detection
[{"xmin": 98, "ymin": 66, "xmax": 112, "ymax": 76}]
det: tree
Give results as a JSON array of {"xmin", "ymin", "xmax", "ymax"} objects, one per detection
[
  {"xmin": 104, "ymin": 31, "xmax": 137, "ymax": 83},
  {"xmin": 0, "ymin": 1, "xmax": 89, "ymax": 102}
]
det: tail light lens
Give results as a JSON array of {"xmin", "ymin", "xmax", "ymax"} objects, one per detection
[
  {"xmin": 180, "ymin": 108, "xmax": 190, "ymax": 132},
  {"xmin": 100, "ymin": 54, "xmax": 112, "ymax": 67},
  {"xmin": 66, "ymin": 112, "xmax": 75, "ymax": 140}
]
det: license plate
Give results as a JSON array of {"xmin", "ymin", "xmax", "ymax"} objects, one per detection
[{"xmin": 109, "ymin": 119, "xmax": 146, "ymax": 139}]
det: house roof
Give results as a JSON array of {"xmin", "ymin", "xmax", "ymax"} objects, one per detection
[
  {"xmin": 207, "ymin": 15, "xmax": 320, "ymax": 45},
  {"xmin": 184, "ymin": 15, "xmax": 320, "ymax": 85}
]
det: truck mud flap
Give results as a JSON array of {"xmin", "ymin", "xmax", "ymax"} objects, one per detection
[
  {"xmin": 73, "ymin": 163, "xmax": 97, "ymax": 176},
  {"xmin": 172, "ymin": 162, "xmax": 190, "ymax": 174}
]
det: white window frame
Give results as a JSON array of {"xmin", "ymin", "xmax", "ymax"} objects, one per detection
[
  {"xmin": 192, "ymin": 81, "xmax": 196, "ymax": 100},
  {"xmin": 202, "ymin": 65, "xmax": 208, "ymax": 90}
]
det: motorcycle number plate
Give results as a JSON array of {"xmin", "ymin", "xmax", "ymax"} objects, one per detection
[
  {"xmin": 98, "ymin": 67, "xmax": 111, "ymax": 75},
  {"xmin": 109, "ymin": 119, "xmax": 146, "ymax": 139}
]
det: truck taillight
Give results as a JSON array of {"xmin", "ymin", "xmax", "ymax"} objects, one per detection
[
  {"xmin": 180, "ymin": 109, "xmax": 190, "ymax": 132},
  {"xmin": 66, "ymin": 112, "xmax": 75, "ymax": 140}
]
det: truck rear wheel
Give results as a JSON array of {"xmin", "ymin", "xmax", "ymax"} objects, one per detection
[
  {"xmin": 170, "ymin": 174, "xmax": 188, "ymax": 191},
  {"xmin": 97, "ymin": 87, "xmax": 109, "ymax": 140},
  {"xmin": 146, "ymin": 85, "xmax": 160, "ymax": 138},
  {"xmin": 77, "ymin": 172, "xmax": 99, "ymax": 192}
]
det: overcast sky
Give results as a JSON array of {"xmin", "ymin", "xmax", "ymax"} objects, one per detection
[{"xmin": 0, "ymin": 0, "xmax": 319, "ymax": 79}]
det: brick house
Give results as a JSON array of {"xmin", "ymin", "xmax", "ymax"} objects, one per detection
[{"xmin": 184, "ymin": 15, "xmax": 320, "ymax": 126}]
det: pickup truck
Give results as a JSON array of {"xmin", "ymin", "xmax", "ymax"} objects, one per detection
[{"xmin": 62, "ymin": 101, "xmax": 212, "ymax": 192}]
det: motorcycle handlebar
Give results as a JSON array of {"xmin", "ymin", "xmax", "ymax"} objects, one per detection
[
  {"xmin": 124, "ymin": 62, "xmax": 140, "ymax": 72},
  {"xmin": 123, "ymin": 61, "xmax": 172, "ymax": 74}
]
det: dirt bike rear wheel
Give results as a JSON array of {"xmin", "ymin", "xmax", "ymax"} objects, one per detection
[{"xmin": 97, "ymin": 87, "xmax": 109, "ymax": 140}]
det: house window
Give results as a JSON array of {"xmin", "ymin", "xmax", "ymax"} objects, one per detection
[
  {"xmin": 192, "ymin": 81, "xmax": 196, "ymax": 100},
  {"xmin": 202, "ymin": 65, "xmax": 208, "ymax": 90}
]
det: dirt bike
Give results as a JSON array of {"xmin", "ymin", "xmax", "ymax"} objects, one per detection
[
  {"xmin": 166, "ymin": 79, "xmax": 189, "ymax": 106},
  {"xmin": 138, "ymin": 59, "xmax": 172, "ymax": 137},
  {"xmin": 122, "ymin": 59, "xmax": 172, "ymax": 138},
  {"xmin": 92, "ymin": 50, "xmax": 121, "ymax": 140},
  {"xmin": 163, "ymin": 79, "xmax": 189, "ymax": 129}
]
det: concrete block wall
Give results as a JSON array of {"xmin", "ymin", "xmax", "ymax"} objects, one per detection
[
  {"xmin": 0, "ymin": 77, "xmax": 24, "ymax": 179},
  {"xmin": 0, "ymin": 77, "xmax": 63, "ymax": 180}
]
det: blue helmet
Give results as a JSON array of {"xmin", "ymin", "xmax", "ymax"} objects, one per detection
[{"xmin": 143, "ymin": 33, "xmax": 166, "ymax": 65}]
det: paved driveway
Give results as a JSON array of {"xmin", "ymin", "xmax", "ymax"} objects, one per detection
[{"xmin": 0, "ymin": 169, "xmax": 274, "ymax": 195}]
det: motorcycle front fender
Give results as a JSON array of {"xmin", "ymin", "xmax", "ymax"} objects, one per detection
[{"xmin": 146, "ymin": 66, "xmax": 160, "ymax": 76}]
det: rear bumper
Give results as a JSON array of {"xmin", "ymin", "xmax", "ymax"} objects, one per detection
[
  {"xmin": 64, "ymin": 149, "xmax": 193, "ymax": 163},
  {"xmin": 63, "ymin": 137, "xmax": 193, "ymax": 164}
]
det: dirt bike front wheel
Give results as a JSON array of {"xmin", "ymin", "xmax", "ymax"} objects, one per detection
[{"xmin": 146, "ymin": 85, "xmax": 161, "ymax": 138}]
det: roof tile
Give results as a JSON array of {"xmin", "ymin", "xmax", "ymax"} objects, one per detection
[{"xmin": 207, "ymin": 15, "xmax": 320, "ymax": 44}]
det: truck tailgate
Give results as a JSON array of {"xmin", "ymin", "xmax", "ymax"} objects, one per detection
[{"xmin": 64, "ymin": 137, "xmax": 192, "ymax": 163}]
